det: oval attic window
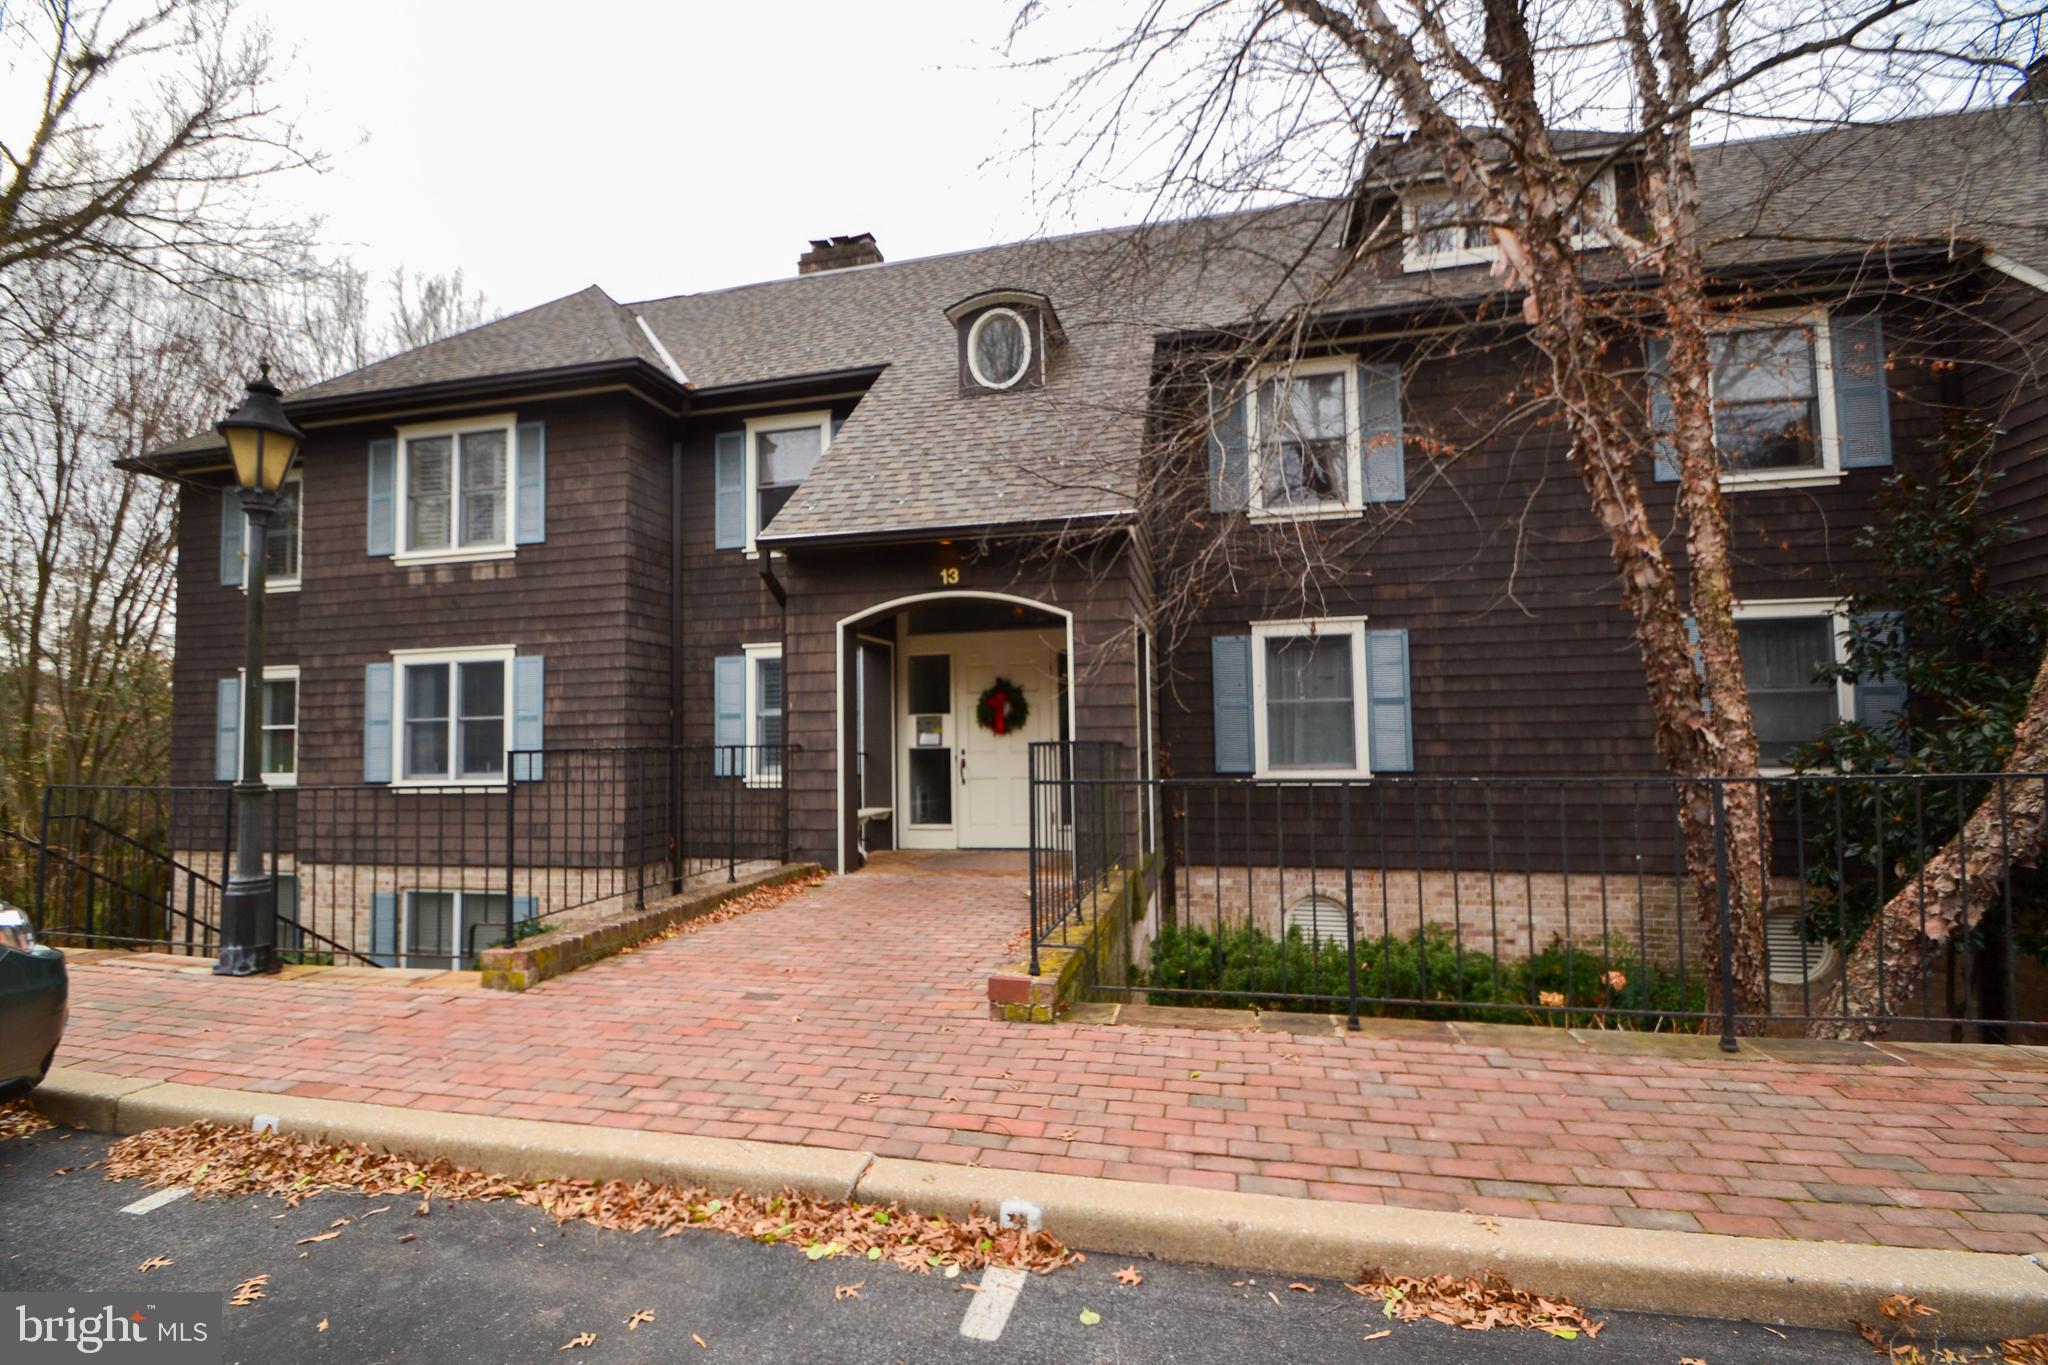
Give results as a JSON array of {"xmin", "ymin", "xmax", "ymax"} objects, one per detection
[{"xmin": 967, "ymin": 307, "xmax": 1032, "ymax": 389}]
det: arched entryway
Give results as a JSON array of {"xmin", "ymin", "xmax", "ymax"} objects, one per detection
[{"xmin": 833, "ymin": 591, "xmax": 1074, "ymax": 872}]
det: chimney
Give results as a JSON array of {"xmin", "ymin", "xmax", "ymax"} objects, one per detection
[
  {"xmin": 798, "ymin": 233, "xmax": 884, "ymax": 275},
  {"xmin": 2015, "ymin": 55, "xmax": 2048, "ymax": 104}
]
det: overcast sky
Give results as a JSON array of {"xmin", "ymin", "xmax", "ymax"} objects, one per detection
[{"xmin": 258, "ymin": 0, "xmax": 1095, "ymax": 316}]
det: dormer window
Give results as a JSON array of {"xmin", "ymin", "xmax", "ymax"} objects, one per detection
[
  {"xmin": 967, "ymin": 308, "xmax": 1032, "ymax": 390},
  {"xmin": 945, "ymin": 289, "xmax": 1064, "ymax": 395},
  {"xmin": 1400, "ymin": 169, "xmax": 1615, "ymax": 272}
]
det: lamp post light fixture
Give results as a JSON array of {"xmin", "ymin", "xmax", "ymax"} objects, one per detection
[{"xmin": 214, "ymin": 365, "xmax": 304, "ymax": 977}]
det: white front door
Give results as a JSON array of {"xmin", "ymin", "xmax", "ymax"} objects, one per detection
[
  {"xmin": 954, "ymin": 631, "xmax": 1061, "ymax": 848},
  {"xmin": 896, "ymin": 627, "xmax": 1061, "ymax": 851}
]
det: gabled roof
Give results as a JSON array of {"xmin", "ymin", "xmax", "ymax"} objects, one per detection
[{"xmin": 133, "ymin": 103, "xmax": 2048, "ymax": 534}]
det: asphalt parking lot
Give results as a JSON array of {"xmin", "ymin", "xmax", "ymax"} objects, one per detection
[{"xmin": 1, "ymin": 1129, "xmax": 1944, "ymax": 1363}]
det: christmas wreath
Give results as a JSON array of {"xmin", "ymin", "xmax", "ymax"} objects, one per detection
[{"xmin": 975, "ymin": 677, "xmax": 1031, "ymax": 736}]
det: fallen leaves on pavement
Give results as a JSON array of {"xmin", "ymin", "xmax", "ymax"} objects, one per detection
[
  {"xmin": 559, "ymin": 1332, "xmax": 596, "ymax": 1351},
  {"xmin": 692, "ymin": 1333, "xmax": 707, "ymax": 1348},
  {"xmin": 1079, "ymin": 1308, "xmax": 1102, "ymax": 1326},
  {"xmin": 137, "ymin": 1256, "xmax": 173, "ymax": 1273},
  {"xmin": 228, "ymin": 1275, "xmax": 269, "ymax": 1307},
  {"xmin": 618, "ymin": 873, "xmax": 827, "ymax": 956},
  {"xmin": 294, "ymin": 1230, "xmax": 342, "ymax": 1245},
  {"xmin": 0, "ymin": 1100, "xmax": 53, "ymax": 1142},
  {"xmin": 101, "ymin": 1120, "xmax": 1077, "ymax": 1280},
  {"xmin": 626, "ymin": 1310, "xmax": 654, "ymax": 1330},
  {"xmin": 1114, "ymin": 1266, "xmax": 1143, "ymax": 1286},
  {"xmin": 2002, "ymin": 1334, "xmax": 2048, "ymax": 1364},
  {"xmin": 317, "ymin": 1318, "xmax": 328, "ymax": 1332},
  {"xmin": 834, "ymin": 1283, "xmax": 863, "ymax": 1301},
  {"xmin": 1346, "ymin": 1270, "xmax": 1601, "ymax": 1339}
]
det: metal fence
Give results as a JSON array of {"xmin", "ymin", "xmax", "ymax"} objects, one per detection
[
  {"xmin": 1027, "ymin": 748, "xmax": 2048, "ymax": 1045},
  {"xmin": 30, "ymin": 744, "xmax": 795, "ymax": 967}
]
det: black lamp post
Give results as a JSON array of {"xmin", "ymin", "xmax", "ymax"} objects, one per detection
[{"xmin": 214, "ymin": 365, "xmax": 304, "ymax": 977}]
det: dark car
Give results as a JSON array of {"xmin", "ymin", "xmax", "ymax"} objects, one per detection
[{"xmin": 0, "ymin": 906, "xmax": 66, "ymax": 1099}]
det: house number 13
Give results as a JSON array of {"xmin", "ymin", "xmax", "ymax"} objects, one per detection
[{"xmin": 938, "ymin": 566, "xmax": 961, "ymax": 586}]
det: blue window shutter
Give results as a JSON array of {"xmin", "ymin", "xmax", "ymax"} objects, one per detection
[
  {"xmin": 363, "ymin": 662, "xmax": 394, "ymax": 783},
  {"xmin": 514, "ymin": 421, "xmax": 547, "ymax": 544},
  {"xmin": 1853, "ymin": 611, "xmax": 1908, "ymax": 729},
  {"xmin": 367, "ymin": 438, "xmax": 397, "ymax": 556},
  {"xmin": 1210, "ymin": 634, "xmax": 1254, "ymax": 773},
  {"xmin": 1207, "ymin": 386, "xmax": 1249, "ymax": 512},
  {"xmin": 713, "ymin": 431, "xmax": 745, "ymax": 549},
  {"xmin": 514, "ymin": 895, "xmax": 538, "ymax": 924},
  {"xmin": 1831, "ymin": 313, "xmax": 1892, "ymax": 469},
  {"xmin": 214, "ymin": 677, "xmax": 241, "ymax": 781},
  {"xmin": 714, "ymin": 655, "xmax": 745, "ymax": 776},
  {"xmin": 1647, "ymin": 337, "xmax": 1678, "ymax": 482},
  {"xmin": 1358, "ymin": 364, "xmax": 1405, "ymax": 503},
  {"xmin": 369, "ymin": 892, "xmax": 398, "ymax": 967},
  {"xmin": 512, "ymin": 655, "xmax": 545, "ymax": 781},
  {"xmin": 219, "ymin": 487, "xmax": 245, "ymax": 586},
  {"xmin": 1366, "ymin": 629, "xmax": 1414, "ymax": 772}
]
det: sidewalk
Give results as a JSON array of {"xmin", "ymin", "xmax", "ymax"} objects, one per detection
[{"xmin": 51, "ymin": 861, "xmax": 2048, "ymax": 1257}]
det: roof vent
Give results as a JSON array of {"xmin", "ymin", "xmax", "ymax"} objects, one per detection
[{"xmin": 799, "ymin": 233, "xmax": 883, "ymax": 275}]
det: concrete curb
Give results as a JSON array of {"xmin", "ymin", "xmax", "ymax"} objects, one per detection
[{"xmin": 34, "ymin": 1068, "xmax": 2048, "ymax": 1339}]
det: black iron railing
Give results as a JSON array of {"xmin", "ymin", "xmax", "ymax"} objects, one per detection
[
  {"xmin": 1026, "ymin": 749, "xmax": 2048, "ymax": 1045},
  {"xmin": 31, "ymin": 743, "xmax": 797, "ymax": 966}
]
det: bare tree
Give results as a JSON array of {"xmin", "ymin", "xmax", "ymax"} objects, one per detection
[
  {"xmin": 0, "ymin": 0, "xmax": 318, "ymax": 289},
  {"xmin": 388, "ymin": 266, "xmax": 493, "ymax": 354},
  {"xmin": 1013, "ymin": 0, "xmax": 2046, "ymax": 1022}
]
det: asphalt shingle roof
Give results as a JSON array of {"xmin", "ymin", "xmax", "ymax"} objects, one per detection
[{"xmin": 140, "ymin": 104, "xmax": 2048, "ymax": 534}]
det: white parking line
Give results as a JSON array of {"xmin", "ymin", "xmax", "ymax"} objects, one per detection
[
  {"xmin": 119, "ymin": 1187, "xmax": 191, "ymax": 1216},
  {"xmin": 958, "ymin": 1266, "xmax": 1028, "ymax": 1342}
]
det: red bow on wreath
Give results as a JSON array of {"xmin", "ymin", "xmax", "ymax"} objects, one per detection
[{"xmin": 976, "ymin": 677, "xmax": 1031, "ymax": 736}]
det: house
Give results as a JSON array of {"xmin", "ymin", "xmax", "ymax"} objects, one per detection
[{"xmin": 118, "ymin": 103, "xmax": 2048, "ymax": 979}]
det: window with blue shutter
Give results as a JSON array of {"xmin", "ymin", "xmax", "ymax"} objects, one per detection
[
  {"xmin": 514, "ymin": 421, "xmax": 547, "ymax": 543},
  {"xmin": 1207, "ymin": 387, "xmax": 1249, "ymax": 513},
  {"xmin": 366, "ymin": 438, "xmax": 397, "ymax": 556},
  {"xmin": 1830, "ymin": 313, "xmax": 1892, "ymax": 469},
  {"xmin": 1646, "ymin": 337, "xmax": 1678, "ymax": 482},
  {"xmin": 512, "ymin": 655, "xmax": 545, "ymax": 780},
  {"xmin": 214, "ymin": 677, "xmax": 241, "ymax": 781},
  {"xmin": 1365, "ymin": 629, "xmax": 1413, "ymax": 772},
  {"xmin": 1852, "ymin": 610, "xmax": 1908, "ymax": 729},
  {"xmin": 713, "ymin": 655, "xmax": 745, "ymax": 775},
  {"xmin": 219, "ymin": 487, "xmax": 245, "ymax": 585},
  {"xmin": 362, "ymin": 662, "xmax": 394, "ymax": 783},
  {"xmin": 1210, "ymin": 634, "xmax": 1254, "ymax": 773},
  {"xmin": 1358, "ymin": 364, "xmax": 1405, "ymax": 503},
  {"xmin": 369, "ymin": 891, "xmax": 398, "ymax": 967},
  {"xmin": 713, "ymin": 431, "xmax": 745, "ymax": 549}
]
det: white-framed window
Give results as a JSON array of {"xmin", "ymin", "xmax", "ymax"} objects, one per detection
[
  {"xmin": 743, "ymin": 642, "xmax": 784, "ymax": 788},
  {"xmin": 258, "ymin": 666, "xmax": 298, "ymax": 785},
  {"xmin": 1708, "ymin": 310, "xmax": 1840, "ymax": 489},
  {"xmin": 395, "ymin": 414, "xmax": 516, "ymax": 564},
  {"xmin": 1250, "ymin": 618, "xmax": 1372, "ymax": 778},
  {"xmin": 1247, "ymin": 356, "xmax": 1362, "ymax": 518},
  {"xmin": 743, "ymin": 409, "xmax": 832, "ymax": 554},
  {"xmin": 1731, "ymin": 598, "xmax": 1853, "ymax": 771},
  {"xmin": 401, "ymin": 889, "xmax": 507, "ymax": 970},
  {"xmin": 1401, "ymin": 170, "xmax": 1615, "ymax": 272},
  {"xmin": 241, "ymin": 473, "xmax": 302, "ymax": 591},
  {"xmin": 966, "ymin": 307, "xmax": 1033, "ymax": 390},
  {"xmin": 391, "ymin": 645, "xmax": 515, "ymax": 785}
]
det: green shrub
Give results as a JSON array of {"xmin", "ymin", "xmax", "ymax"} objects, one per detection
[{"xmin": 1139, "ymin": 921, "xmax": 1704, "ymax": 1029}]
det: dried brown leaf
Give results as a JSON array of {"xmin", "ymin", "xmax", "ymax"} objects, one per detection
[
  {"xmin": 295, "ymin": 1229, "xmax": 342, "ymax": 1245},
  {"xmin": 1, "ymin": 1101, "xmax": 55, "ymax": 1142},
  {"xmin": 692, "ymin": 1333, "xmax": 707, "ymax": 1348},
  {"xmin": 626, "ymin": 1310, "xmax": 654, "ymax": 1330},
  {"xmin": 1114, "ymin": 1266, "xmax": 1143, "ymax": 1286},
  {"xmin": 834, "ymin": 1282, "xmax": 863, "ymax": 1301},
  {"xmin": 317, "ymin": 1318, "xmax": 329, "ymax": 1332},
  {"xmin": 137, "ymin": 1256, "xmax": 173, "ymax": 1273},
  {"xmin": 229, "ymin": 1275, "xmax": 269, "ymax": 1307},
  {"xmin": 1348, "ymin": 1271, "xmax": 1600, "ymax": 1338},
  {"xmin": 559, "ymin": 1331, "xmax": 597, "ymax": 1351}
]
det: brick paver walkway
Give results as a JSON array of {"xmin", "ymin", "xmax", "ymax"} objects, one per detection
[{"xmin": 53, "ymin": 858, "xmax": 2048, "ymax": 1255}]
